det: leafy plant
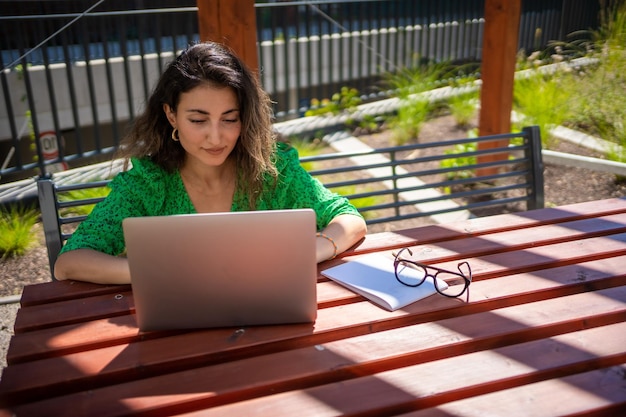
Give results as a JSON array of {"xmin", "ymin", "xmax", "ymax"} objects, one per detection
[
  {"xmin": 388, "ymin": 97, "xmax": 431, "ymax": 145},
  {"xmin": 384, "ymin": 61, "xmax": 467, "ymax": 145},
  {"xmin": 291, "ymin": 137, "xmax": 327, "ymax": 172},
  {"xmin": 514, "ymin": 2, "xmax": 626, "ymax": 159},
  {"xmin": 355, "ymin": 114, "xmax": 381, "ymax": 134},
  {"xmin": 513, "ymin": 69, "xmax": 575, "ymax": 148},
  {"xmin": 447, "ymin": 91, "xmax": 478, "ymax": 128},
  {"xmin": 305, "ymin": 87, "xmax": 362, "ymax": 117},
  {"xmin": 0, "ymin": 205, "xmax": 39, "ymax": 258},
  {"xmin": 597, "ymin": 0, "xmax": 626, "ymax": 49},
  {"xmin": 441, "ymin": 140, "xmax": 478, "ymax": 181},
  {"xmin": 565, "ymin": 2, "xmax": 626, "ymax": 159},
  {"xmin": 384, "ymin": 61, "xmax": 445, "ymax": 99}
]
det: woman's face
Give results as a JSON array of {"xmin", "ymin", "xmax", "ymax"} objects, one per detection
[{"xmin": 164, "ymin": 84, "xmax": 241, "ymax": 169}]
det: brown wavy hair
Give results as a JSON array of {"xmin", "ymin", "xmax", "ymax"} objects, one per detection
[{"xmin": 117, "ymin": 42, "xmax": 277, "ymax": 209}]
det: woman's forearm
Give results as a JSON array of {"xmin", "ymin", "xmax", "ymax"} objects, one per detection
[
  {"xmin": 316, "ymin": 214, "xmax": 367, "ymax": 262},
  {"xmin": 54, "ymin": 249, "xmax": 131, "ymax": 284}
]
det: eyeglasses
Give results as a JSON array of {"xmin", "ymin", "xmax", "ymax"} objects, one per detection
[{"xmin": 393, "ymin": 247, "xmax": 472, "ymax": 302}]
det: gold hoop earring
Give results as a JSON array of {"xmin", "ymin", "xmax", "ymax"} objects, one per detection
[{"xmin": 171, "ymin": 128, "xmax": 180, "ymax": 142}]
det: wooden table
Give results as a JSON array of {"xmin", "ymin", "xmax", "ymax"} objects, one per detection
[{"xmin": 2, "ymin": 198, "xmax": 626, "ymax": 416}]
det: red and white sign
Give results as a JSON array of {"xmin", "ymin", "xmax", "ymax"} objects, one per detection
[{"xmin": 39, "ymin": 130, "xmax": 68, "ymax": 172}]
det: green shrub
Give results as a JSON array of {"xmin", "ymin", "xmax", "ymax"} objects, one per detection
[
  {"xmin": 388, "ymin": 97, "xmax": 431, "ymax": 145},
  {"xmin": 513, "ymin": 69, "xmax": 575, "ymax": 148},
  {"xmin": 0, "ymin": 205, "xmax": 39, "ymax": 258},
  {"xmin": 384, "ymin": 61, "xmax": 480, "ymax": 145},
  {"xmin": 447, "ymin": 92, "xmax": 478, "ymax": 128},
  {"xmin": 384, "ymin": 62, "xmax": 445, "ymax": 99},
  {"xmin": 305, "ymin": 87, "xmax": 361, "ymax": 117},
  {"xmin": 441, "ymin": 141, "xmax": 478, "ymax": 181},
  {"xmin": 567, "ymin": 48, "xmax": 626, "ymax": 158},
  {"xmin": 521, "ymin": 2, "xmax": 626, "ymax": 158}
]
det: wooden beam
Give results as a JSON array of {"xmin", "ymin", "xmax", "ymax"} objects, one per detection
[
  {"xmin": 477, "ymin": 0, "xmax": 522, "ymax": 174},
  {"xmin": 196, "ymin": 0, "xmax": 259, "ymax": 73},
  {"xmin": 479, "ymin": 0, "xmax": 521, "ymax": 135}
]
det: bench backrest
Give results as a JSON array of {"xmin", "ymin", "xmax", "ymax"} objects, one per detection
[
  {"xmin": 38, "ymin": 179, "xmax": 112, "ymax": 276},
  {"xmin": 38, "ymin": 126, "xmax": 543, "ymax": 277},
  {"xmin": 301, "ymin": 126, "xmax": 544, "ymax": 225}
]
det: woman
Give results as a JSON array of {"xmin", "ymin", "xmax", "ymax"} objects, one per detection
[{"xmin": 54, "ymin": 42, "xmax": 367, "ymax": 284}]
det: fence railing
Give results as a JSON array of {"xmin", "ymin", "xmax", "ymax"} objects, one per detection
[{"xmin": 0, "ymin": 0, "xmax": 603, "ymax": 182}]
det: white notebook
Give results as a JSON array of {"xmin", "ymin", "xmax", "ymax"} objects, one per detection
[{"xmin": 321, "ymin": 253, "xmax": 444, "ymax": 311}]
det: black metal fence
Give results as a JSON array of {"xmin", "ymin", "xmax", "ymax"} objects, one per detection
[{"xmin": 0, "ymin": 0, "xmax": 603, "ymax": 182}]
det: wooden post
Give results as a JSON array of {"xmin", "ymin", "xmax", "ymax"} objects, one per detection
[
  {"xmin": 196, "ymin": 0, "xmax": 259, "ymax": 73},
  {"xmin": 477, "ymin": 0, "xmax": 522, "ymax": 174}
]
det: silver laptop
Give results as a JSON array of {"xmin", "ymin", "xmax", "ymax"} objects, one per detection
[{"xmin": 122, "ymin": 209, "xmax": 318, "ymax": 331}]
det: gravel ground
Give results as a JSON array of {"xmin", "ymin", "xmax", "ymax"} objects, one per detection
[
  {"xmin": 0, "ymin": 302, "xmax": 19, "ymax": 380},
  {"xmin": 2, "ymin": 115, "xmax": 625, "ymax": 380}
]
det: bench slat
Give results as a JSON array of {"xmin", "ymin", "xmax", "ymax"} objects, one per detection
[
  {"xmin": 14, "ymin": 290, "xmax": 135, "ymax": 334},
  {"xmin": 374, "ymin": 213, "xmax": 626, "ymax": 267}
]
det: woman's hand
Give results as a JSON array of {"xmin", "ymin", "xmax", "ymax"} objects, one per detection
[{"xmin": 316, "ymin": 214, "xmax": 367, "ymax": 263}]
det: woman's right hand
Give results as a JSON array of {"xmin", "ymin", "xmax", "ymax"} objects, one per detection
[{"xmin": 54, "ymin": 248, "xmax": 131, "ymax": 284}]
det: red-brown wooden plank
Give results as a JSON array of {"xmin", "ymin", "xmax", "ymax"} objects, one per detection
[
  {"xmin": 402, "ymin": 365, "xmax": 626, "ymax": 417},
  {"xmin": 340, "ymin": 231, "xmax": 418, "ymax": 257},
  {"xmin": 7, "ymin": 252, "xmax": 626, "ymax": 366},
  {"xmin": 14, "ymin": 290, "xmax": 135, "ymax": 334},
  {"xmin": 189, "ymin": 365, "xmax": 626, "ymax": 417},
  {"xmin": 347, "ymin": 198, "xmax": 626, "ymax": 255},
  {"xmin": 3, "ymin": 284, "xmax": 625, "ymax": 411},
  {"xmin": 14, "ymin": 278, "xmax": 361, "ymax": 334},
  {"xmin": 7, "ymin": 301, "xmax": 625, "ymax": 416},
  {"xmin": 428, "ymin": 232, "xmax": 626, "ymax": 282},
  {"xmin": 377, "ymin": 213, "xmax": 626, "ymax": 266},
  {"xmin": 194, "ymin": 346, "xmax": 626, "ymax": 417},
  {"xmin": 208, "ymin": 339, "xmax": 620, "ymax": 416},
  {"xmin": 20, "ymin": 280, "xmax": 130, "ymax": 307},
  {"xmin": 2, "ymin": 200, "xmax": 625, "ymax": 416}
]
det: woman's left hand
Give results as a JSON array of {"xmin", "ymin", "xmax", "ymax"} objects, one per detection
[{"xmin": 316, "ymin": 214, "xmax": 367, "ymax": 262}]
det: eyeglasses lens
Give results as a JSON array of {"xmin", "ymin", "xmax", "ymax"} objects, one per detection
[
  {"xmin": 432, "ymin": 270, "xmax": 467, "ymax": 298},
  {"xmin": 395, "ymin": 261, "xmax": 428, "ymax": 287}
]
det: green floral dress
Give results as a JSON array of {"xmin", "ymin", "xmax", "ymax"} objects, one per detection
[{"xmin": 60, "ymin": 143, "xmax": 362, "ymax": 256}]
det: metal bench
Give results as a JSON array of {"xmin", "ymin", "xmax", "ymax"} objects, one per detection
[
  {"xmin": 37, "ymin": 126, "xmax": 543, "ymax": 277},
  {"xmin": 301, "ymin": 125, "xmax": 544, "ymax": 225}
]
